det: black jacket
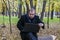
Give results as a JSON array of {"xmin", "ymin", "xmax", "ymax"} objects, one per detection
[{"xmin": 17, "ymin": 14, "xmax": 44, "ymax": 32}]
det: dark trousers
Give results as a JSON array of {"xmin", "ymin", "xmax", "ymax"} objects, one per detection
[{"xmin": 20, "ymin": 32, "xmax": 38, "ymax": 40}]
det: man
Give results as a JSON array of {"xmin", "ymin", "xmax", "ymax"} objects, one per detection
[{"xmin": 17, "ymin": 8, "xmax": 44, "ymax": 40}]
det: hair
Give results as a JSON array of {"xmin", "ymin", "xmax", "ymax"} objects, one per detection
[{"xmin": 27, "ymin": 8, "xmax": 35, "ymax": 14}]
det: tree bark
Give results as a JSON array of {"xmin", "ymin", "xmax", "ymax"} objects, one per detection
[
  {"xmin": 30, "ymin": 0, "xmax": 33, "ymax": 8},
  {"xmin": 40, "ymin": 0, "xmax": 47, "ymax": 21},
  {"xmin": 18, "ymin": 0, "xmax": 22, "ymax": 18},
  {"xmin": 25, "ymin": 1, "xmax": 29, "ymax": 13},
  {"xmin": 51, "ymin": 3, "xmax": 54, "ymax": 19}
]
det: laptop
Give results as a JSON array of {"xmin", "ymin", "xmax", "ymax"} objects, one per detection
[{"xmin": 23, "ymin": 23, "xmax": 40, "ymax": 32}]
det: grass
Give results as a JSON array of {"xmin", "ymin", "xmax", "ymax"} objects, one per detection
[
  {"xmin": 43, "ymin": 17, "xmax": 59, "ymax": 23},
  {"xmin": 0, "ymin": 15, "xmax": 19, "ymax": 24},
  {"xmin": 0, "ymin": 15, "xmax": 59, "ymax": 24}
]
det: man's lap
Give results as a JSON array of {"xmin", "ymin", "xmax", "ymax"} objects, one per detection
[{"xmin": 20, "ymin": 32, "xmax": 37, "ymax": 40}]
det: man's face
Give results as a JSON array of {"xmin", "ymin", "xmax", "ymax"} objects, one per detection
[{"xmin": 28, "ymin": 10, "xmax": 35, "ymax": 19}]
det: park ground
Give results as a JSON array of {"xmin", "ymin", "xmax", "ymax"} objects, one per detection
[{"xmin": 0, "ymin": 15, "xmax": 60, "ymax": 40}]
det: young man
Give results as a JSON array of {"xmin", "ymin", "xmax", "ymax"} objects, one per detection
[{"xmin": 17, "ymin": 8, "xmax": 44, "ymax": 40}]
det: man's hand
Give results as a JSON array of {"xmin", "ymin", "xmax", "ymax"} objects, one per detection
[{"xmin": 38, "ymin": 23, "xmax": 44, "ymax": 27}]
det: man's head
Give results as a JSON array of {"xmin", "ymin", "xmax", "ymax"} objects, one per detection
[{"xmin": 28, "ymin": 8, "xmax": 36, "ymax": 19}]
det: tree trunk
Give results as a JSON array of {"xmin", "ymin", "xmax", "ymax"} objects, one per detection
[
  {"xmin": 25, "ymin": 1, "xmax": 29, "ymax": 13},
  {"xmin": 18, "ymin": 0, "xmax": 22, "ymax": 18},
  {"xmin": 47, "ymin": 0, "xmax": 50, "ymax": 28},
  {"xmin": 34, "ymin": 0, "xmax": 37, "ymax": 13},
  {"xmin": 51, "ymin": 3, "xmax": 54, "ymax": 19},
  {"xmin": 23, "ymin": 6, "xmax": 25, "ymax": 14},
  {"xmin": 30, "ymin": 0, "xmax": 33, "ymax": 8},
  {"xmin": 40, "ymin": 0, "xmax": 47, "ymax": 21},
  {"xmin": 7, "ymin": 0, "xmax": 12, "ymax": 33}
]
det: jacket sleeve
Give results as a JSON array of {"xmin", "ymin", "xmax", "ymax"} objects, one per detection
[
  {"xmin": 37, "ymin": 16, "xmax": 45, "ymax": 29},
  {"xmin": 17, "ymin": 16, "xmax": 24, "ymax": 31}
]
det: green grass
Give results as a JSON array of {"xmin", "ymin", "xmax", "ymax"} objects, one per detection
[
  {"xmin": 0, "ymin": 15, "xmax": 59, "ymax": 24},
  {"xmin": 0, "ymin": 15, "xmax": 19, "ymax": 24},
  {"xmin": 43, "ymin": 17, "xmax": 59, "ymax": 23}
]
